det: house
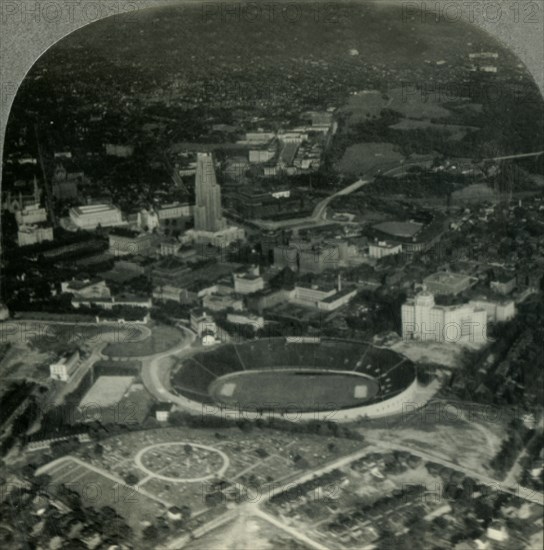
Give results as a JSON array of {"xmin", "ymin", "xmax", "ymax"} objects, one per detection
[
  {"xmin": 154, "ymin": 403, "xmax": 174, "ymax": 422},
  {"xmin": 49, "ymin": 351, "xmax": 80, "ymax": 382}
]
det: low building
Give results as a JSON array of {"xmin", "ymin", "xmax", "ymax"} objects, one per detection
[
  {"xmin": 190, "ymin": 309, "xmax": 217, "ymax": 337},
  {"xmin": 203, "ymin": 293, "xmax": 244, "ymax": 312},
  {"xmin": 184, "ymin": 226, "xmax": 245, "ymax": 247},
  {"xmin": 233, "ymin": 266, "xmax": 265, "ymax": 294},
  {"xmin": 17, "ymin": 224, "xmax": 54, "ymax": 246},
  {"xmin": 317, "ymin": 287, "xmax": 358, "ymax": 311},
  {"xmin": 153, "ymin": 285, "xmax": 185, "ymax": 303},
  {"xmin": 72, "ymin": 294, "xmax": 152, "ymax": 310},
  {"xmin": 69, "ymin": 204, "xmax": 124, "ymax": 230},
  {"xmin": 227, "ymin": 311, "xmax": 265, "ymax": 330},
  {"xmin": 105, "ymin": 144, "xmax": 134, "ymax": 157},
  {"xmin": 159, "ymin": 238, "xmax": 181, "ymax": 256},
  {"xmin": 154, "ymin": 403, "xmax": 174, "ymax": 422},
  {"xmin": 490, "ymin": 273, "xmax": 517, "ymax": 295},
  {"xmin": 156, "ymin": 202, "xmax": 193, "ymax": 235},
  {"xmin": 15, "ymin": 203, "xmax": 47, "ymax": 225},
  {"xmin": 61, "ymin": 277, "xmax": 111, "ymax": 300},
  {"xmin": 50, "ymin": 351, "xmax": 80, "ymax": 382}
]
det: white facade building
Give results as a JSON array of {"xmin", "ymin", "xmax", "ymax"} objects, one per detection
[
  {"xmin": 233, "ymin": 266, "xmax": 265, "ymax": 295},
  {"xmin": 227, "ymin": 311, "xmax": 265, "ymax": 330},
  {"xmin": 17, "ymin": 224, "xmax": 54, "ymax": 246},
  {"xmin": 69, "ymin": 204, "xmax": 124, "ymax": 229},
  {"xmin": 402, "ymin": 292, "xmax": 487, "ymax": 344},
  {"xmin": 15, "ymin": 203, "xmax": 47, "ymax": 226},
  {"xmin": 468, "ymin": 299, "xmax": 516, "ymax": 323},
  {"xmin": 369, "ymin": 241, "xmax": 402, "ymax": 259}
]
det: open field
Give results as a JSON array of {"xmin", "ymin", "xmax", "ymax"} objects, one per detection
[
  {"xmin": 79, "ymin": 375, "xmax": 135, "ymax": 409},
  {"xmin": 336, "ymin": 142, "xmax": 404, "ymax": 175},
  {"xmin": 338, "ymin": 90, "xmax": 389, "ymax": 123},
  {"xmin": 103, "ymin": 324, "xmax": 183, "ymax": 357},
  {"xmin": 387, "ymin": 87, "xmax": 456, "ymax": 119},
  {"xmin": 389, "ymin": 119, "xmax": 479, "ymax": 140}
]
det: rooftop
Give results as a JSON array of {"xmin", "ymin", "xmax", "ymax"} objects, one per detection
[{"xmin": 373, "ymin": 220, "xmax": 424, "ymax": 238}]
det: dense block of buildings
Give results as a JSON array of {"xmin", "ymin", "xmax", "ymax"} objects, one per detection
[{"xmin": 401, "ymin": 292, "xmax": 487, "ymax": 344}]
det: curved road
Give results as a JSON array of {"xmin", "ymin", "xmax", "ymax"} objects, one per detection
[
  {"xmin": 140, "ymin": 325, "xmax": 204, "ymax": 413},
  {"xmin": 251, "ymin": 177, "xmax": 368, "ymax": 231}
]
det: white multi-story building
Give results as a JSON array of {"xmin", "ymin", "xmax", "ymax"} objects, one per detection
[
  {"xmin": 369, "ymin": 241, "xmax": 402, "ymax": 259},
  {"xmin": 190, "ymin": 309, "xmax": 217, "ymax": 337},
  {"xmin": 468, "ymin": 299, "xmax": 516, "ymax": 323},
  {"xmin": 137, "ymin": 208, "xmax": 160, "ymax": 231},
  {"xmin": 17, "ymin": 224, "xmax": 54, "ymax": 246},
  {"xmin": 69, "ymin": 204, "xmax": 124, "ymax": 230},
  {"xmin": 402, "ymin": 292, "xmax": 487, "ymax": 344}
]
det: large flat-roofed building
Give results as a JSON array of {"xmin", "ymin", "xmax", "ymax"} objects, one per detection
[
  {"xmin": 69, "ymin": 204, "xmax": 124, "ymax": 230},
  {"xmin": 108, "ymin": 228, "xmax": 155, "ymax": 257},
  {"xmin": 402, "ymin": 292, "xmax": 487, "ymax": 344},
  {"xmin": 424, "ymin": 271, "xmax": 475, "ymax": 295}
]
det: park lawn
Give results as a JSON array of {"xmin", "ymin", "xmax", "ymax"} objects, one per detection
[{"xmin": 104, "ymin": 324, "xmax": 183, "ymax": 357}]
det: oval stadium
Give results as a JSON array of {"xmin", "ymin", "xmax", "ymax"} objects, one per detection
[{"xmin": 170, "ymin": 338, "xmax": 419, "ymax": 421}]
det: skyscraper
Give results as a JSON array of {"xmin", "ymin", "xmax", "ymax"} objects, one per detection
[{"xmin": 194, "ymin": 153, "xmax": 226, "ymax": 233}]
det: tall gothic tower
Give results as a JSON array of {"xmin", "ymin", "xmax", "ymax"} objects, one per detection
[{"xmin": 194, "ymin": 152, "xmax": 226, "ymax": 232}]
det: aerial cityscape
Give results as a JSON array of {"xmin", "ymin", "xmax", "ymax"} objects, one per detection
[{"xmin": 0, "ymin": 2, "xmax": 543, "ymax": 549}]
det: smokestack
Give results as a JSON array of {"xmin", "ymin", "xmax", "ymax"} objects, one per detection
[{"xmin": 337, "ymin": 273, "xmax": 342, "ymax": 292}]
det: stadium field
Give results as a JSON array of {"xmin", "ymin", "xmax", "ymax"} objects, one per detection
[
  {"xmin": 171, "ymin": 338, "xmax": 416, "ymax": 415},
  {"xmin": 209, "ymin": 370, "xmax": 380, "ymax": 412}
]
